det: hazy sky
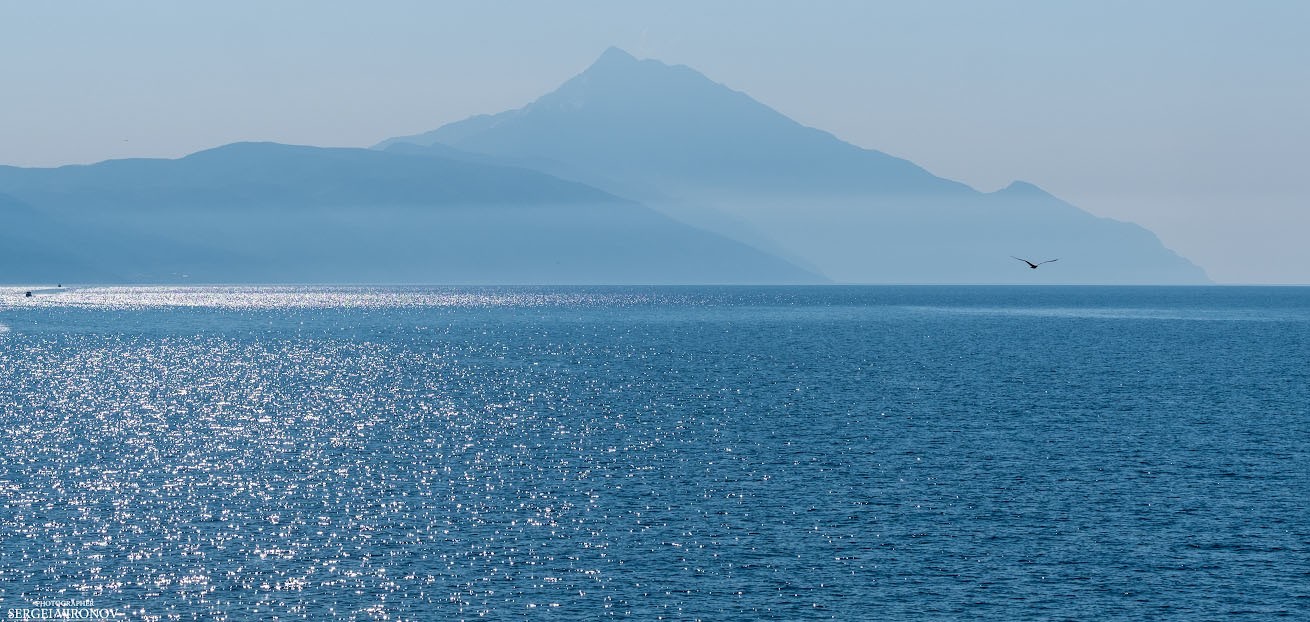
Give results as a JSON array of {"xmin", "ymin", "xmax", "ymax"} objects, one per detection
[{"xmin": 3, "ymin": 1, "xmax": 1307, "ymax": 283}]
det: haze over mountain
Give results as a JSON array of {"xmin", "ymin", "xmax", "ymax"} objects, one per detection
[
  {"xmin": 381, "ymin": 47, "xmax": 1208, "ymax": 284},
  {"xmin": 0, "ymin": 143, "xmax": 818, "ymax": 284},
  {"xmin": 2, "ymin": 47, "xmax": 1208, "ymax": 285},
  {"xmin": 0, "ymin": 192, "xmax": 111, "ymax": 282}
]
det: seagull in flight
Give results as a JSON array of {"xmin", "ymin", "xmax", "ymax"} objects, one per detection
[{"xmin": 1012, "ymin": 256, "xmax": 1059, "ymax": 269}]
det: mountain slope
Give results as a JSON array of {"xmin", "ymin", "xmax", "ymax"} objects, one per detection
[
  {"xmin": 0, "ymin": 192, "xmax": 114, "ymax": 282},
  {"xmin": 382, "ymin": 48, "xmax": 965, "ymax": 195},
  {"xmin": 0, "ymin": 143, "xmax": 820, "ymax": 284},
  {"xmin": 379, "ymin": 47, "xmax": 1207, "ymax": 284}
]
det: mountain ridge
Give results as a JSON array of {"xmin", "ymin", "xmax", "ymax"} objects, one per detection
[
  {"xmin": 377, "ymin": 47, "xmax": 1207, "ymax": 284},
  {"xmin": 0, "ymin": 142, "xmax": 822, "ymax": 284},
  {"xmin": 3, "ymin": 48, "xmax": 1208, "ymax": 285}
]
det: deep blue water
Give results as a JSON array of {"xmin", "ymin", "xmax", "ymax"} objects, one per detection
[{"xmin": 1, "ymin": 285, "xmax": 1307, "ymax": 620}]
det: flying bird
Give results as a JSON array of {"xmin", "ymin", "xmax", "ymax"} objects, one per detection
[{"xmin": 1012, "ymin": 256, "xmax": 1059, "ymax": 269}]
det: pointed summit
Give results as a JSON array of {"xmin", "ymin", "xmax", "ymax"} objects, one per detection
[
  {"xmin": 591, "ymin": 46, "xmax": 639, "ymax": 68},
  {"xmin": 994, "ymin": 180, "xmax": 1051, "ymax": 197},
  {"xmin": 573, "ymin": 47, "xmax": 666, "ymax": 84}
]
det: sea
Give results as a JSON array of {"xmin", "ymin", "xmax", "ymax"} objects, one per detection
[{"xmin": 0, "ymin": 285, "xmax": 1306, "ymax": 620}]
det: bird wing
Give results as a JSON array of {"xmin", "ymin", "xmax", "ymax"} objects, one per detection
[
  {"xmin": 1037, "ymin": 259, "xmax": 1060, "ymax": 265},
  {"xmin": 1011, "ymin": 256, "xmax": 1038, "ymax": 268}
]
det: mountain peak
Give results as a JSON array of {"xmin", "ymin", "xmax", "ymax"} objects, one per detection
[
  {"xmin": 594, "ymin": 46, "xmax": 638, "ymax": 66},
  {"xmin": 995, "ymin": 180, "xmax": 1051, "ymax": 197},
  {"xmin": 579, "ymin": 46, "xmax": 669, "ymax": 81}
]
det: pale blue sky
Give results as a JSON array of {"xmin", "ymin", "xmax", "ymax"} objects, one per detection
[{"xmin": 2, "ymin": 1, "xmax": 1307, "ymax": 282}]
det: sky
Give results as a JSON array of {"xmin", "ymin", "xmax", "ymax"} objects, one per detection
[{"xmin": 2, "ymin": 1, "xmax": 1307, "ymax": 283}]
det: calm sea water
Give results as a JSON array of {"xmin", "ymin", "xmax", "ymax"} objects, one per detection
[{"xmin": 1, "ymin": 286, "xmax": 1307, "ymax": 620}]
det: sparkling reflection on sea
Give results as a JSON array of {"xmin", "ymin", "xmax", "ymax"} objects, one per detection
[{"xmin": 1, "ymin": 286, "xmax": 1307, "ymax": 620}]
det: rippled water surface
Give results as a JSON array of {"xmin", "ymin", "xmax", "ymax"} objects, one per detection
[{"xmin": 2, "ymin": 286, "xmax": 1307, "ymax": 620}]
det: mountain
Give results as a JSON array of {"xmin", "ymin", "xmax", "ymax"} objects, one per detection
[
  {"xmin": 0, "ymin": 143, "xmax": 819, "ymax": 284},
  {"xmin": 380, "ymin": 48, "xmax": 959, "ymax": 195},
  {"xmin": 0, "ymin": 192, "xmax": 112, "ymax": 282},
  {"xmin": 379, "ymin": 47, "xmax": 1208, "ymax": 284}
]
